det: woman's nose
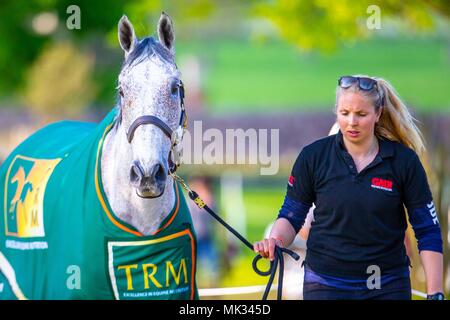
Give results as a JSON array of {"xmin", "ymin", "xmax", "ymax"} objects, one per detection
[{"xmin": 348, "ymin": 114, "xmax": 358, "ymax": 126}]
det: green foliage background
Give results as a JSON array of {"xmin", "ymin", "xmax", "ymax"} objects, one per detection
[{"xmin": 0, "ymin": 0, "xmax": 449, "ymax": 115}]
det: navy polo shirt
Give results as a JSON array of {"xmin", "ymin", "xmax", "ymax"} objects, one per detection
[{"xmin": 283, "ymin": 131, "xmax": 442, "ymax": 278}]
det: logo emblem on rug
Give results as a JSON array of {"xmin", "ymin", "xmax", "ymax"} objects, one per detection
[
  {"xmin": 107, "ymin": 229, "xmax": 196, "ymax": 300},
  {"xmin": 4, "ymin": 155, "xmax": 61, "ymax": 237}
]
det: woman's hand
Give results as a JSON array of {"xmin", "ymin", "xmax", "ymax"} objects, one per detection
[{"xmin": 253, "ymin": 237, "xmax": 284, "ymax": 261}]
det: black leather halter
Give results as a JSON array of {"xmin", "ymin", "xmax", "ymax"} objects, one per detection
[
  {"xmin": 125, "ymin": 80, "xmax": 187, "ymax": 173},
  {"xmin": 127, "ymin": 115, "xmax": 173, "ymax": 143}
]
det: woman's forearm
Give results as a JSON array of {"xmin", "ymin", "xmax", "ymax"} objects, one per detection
[
  {"xmin": 269, "ymin": 218, "xmax": 297, "ymax": 247},
  {"xmin": 419, "ymin": 250, "xmax": 444, "ymax": 294}
]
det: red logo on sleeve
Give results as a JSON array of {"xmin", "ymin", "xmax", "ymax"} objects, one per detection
[
  {"xmin": 371, "ymin": 177, "xmax": 393, "ymax": 192},
  {"xmin": 288, "ymin": 175, "xmax": 295, "ymax": 187}
]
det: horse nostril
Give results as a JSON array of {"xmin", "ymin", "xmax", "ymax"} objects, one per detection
[
  {"xmin": 130, "ymin": 161, "xmax": 144, "ymax": 186},
  {"xmin": 150, "ymin": 163, "xmax": 167, "ymax": 184}
]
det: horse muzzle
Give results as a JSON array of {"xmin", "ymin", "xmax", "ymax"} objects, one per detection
[{"xmin": 130, "ymin": 161, "xmax": 167, "ymax": 198}]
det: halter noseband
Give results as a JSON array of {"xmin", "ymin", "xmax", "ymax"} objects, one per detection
[
  {"xmin": 125, "ymin": 80, "xmax": 187, "ymax": 174},
  {"xmin": 127, "ymin": 116, "xmax": 173, "ymax": 143}
]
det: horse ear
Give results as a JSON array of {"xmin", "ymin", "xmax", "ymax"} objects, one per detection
[
  {"xmin": 157, "ymin": 12, "xmax": 175, "ymax": 54},
  {"xmin": 118, "ymin": 15, "xmax": 137, "ymax": 56}
]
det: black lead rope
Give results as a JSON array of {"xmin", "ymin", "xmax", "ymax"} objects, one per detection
[{"xmin": 187, "ymin": 189, "xmax": 300, "ymax": 300}]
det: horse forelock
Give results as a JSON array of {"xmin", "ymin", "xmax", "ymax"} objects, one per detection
[{"xmin": 122, "ymin": 37, "xmax": 175, "ymax": 70}]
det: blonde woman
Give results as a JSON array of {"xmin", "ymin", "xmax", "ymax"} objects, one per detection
[{"xmin": 254, "ymin": 76, "xmax": 444, "ymax": 300}]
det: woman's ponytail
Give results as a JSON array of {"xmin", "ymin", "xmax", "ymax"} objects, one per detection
[{"xmin": 374, "ymin": 78, "xmax": 425, "ymax": 155}]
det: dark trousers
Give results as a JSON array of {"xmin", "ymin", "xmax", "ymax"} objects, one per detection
[{"xmin": 303, "ymin": 277, "xmax": 412, "ymax": 300}]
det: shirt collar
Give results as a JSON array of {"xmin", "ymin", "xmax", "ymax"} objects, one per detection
[{"xmin": 335, "ymin": 130, "xmax": 394, "ymax": 158}]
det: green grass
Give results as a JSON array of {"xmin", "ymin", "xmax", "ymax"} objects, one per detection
[
  {"xmin": 243, "ymin": 186, "xmax": 285, "ymax": 243},
  {"xmin": 177, "ymin": 36, "xmax": 450, "ymax": 113}
]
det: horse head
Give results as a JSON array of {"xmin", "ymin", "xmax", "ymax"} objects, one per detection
[{"xmin": 115, "ymin": 13, "xmax": 185, "ymax": 199}]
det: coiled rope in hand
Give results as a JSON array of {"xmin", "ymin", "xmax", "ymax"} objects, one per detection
[{"xmin": 171, "ymin": 173, "xmax": 300, "ymax": 300}]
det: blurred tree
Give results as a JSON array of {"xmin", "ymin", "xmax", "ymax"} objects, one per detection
[
  {"xmin": 0, "ymin": 0, "xmax": 50, "ymax": 97},
  {"xmin": 24, "ymin": 42, "xmax": 96, "ymax": 120},
  {"xmin": 0, "ymin": 0, "xmax": 125, "ymax": 100},
  {"xmin": 0, "ymin": 0, "xmax": 245, "ymax": 106},
  {"xmin": 254, "ymin": 0, "xmax": 450, "ymax": 52},
  {"xmin": 118, "ymin": 0, "xmax": 254, "ymax": 43},
  {"xmin": 1, "ymin": 0, "xmax": 450, "ymax": 106}
]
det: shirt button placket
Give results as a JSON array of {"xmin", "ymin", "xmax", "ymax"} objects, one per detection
[{"xmin": 348, "ymin": 164, "xmax": 359, "ymax": 181}]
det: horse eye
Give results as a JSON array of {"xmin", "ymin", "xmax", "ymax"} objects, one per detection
[
  {"xmin": 170, "ymin": 82, "xmax": 179, "ymax": 96},
  {"xmin": 119, "ymin": 87, "xmax": 124, "ymax": 97}
]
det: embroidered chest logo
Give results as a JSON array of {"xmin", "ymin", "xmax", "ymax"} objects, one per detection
[{"xmin": 371, "ymin": 177, "xmax": 393, "ymax": 192}]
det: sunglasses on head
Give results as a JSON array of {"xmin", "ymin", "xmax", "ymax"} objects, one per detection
[
  {"xmin": 338, "ymin": 76, "xmax": 378, "ymax": 91},
  {"xmin": 338, "ymin": 76, "xmax": 385, "ymax": 106}
]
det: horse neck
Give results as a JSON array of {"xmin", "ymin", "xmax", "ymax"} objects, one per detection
[{"xmin": 100, "ymin": 123, "xmax": 176, "ymax": 236}]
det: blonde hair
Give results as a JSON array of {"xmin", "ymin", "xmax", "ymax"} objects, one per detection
[{"xmin": 335, "ymin": 75, "xmax": 425, "ymax": 155}]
